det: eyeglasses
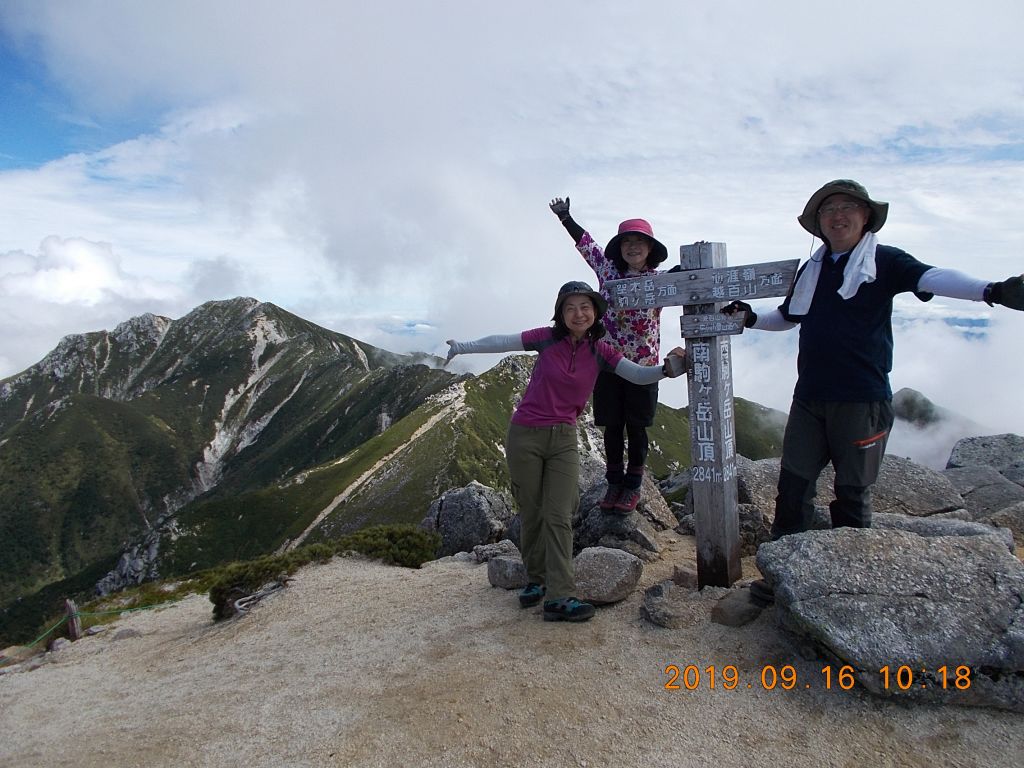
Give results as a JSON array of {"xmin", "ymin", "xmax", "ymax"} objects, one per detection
[{"xmin": 818, "ymin": 202, "xmax": 865, "ymax": 217}]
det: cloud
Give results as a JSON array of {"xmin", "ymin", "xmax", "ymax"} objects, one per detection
[
  {"xmin": 1, "ymin": 235, "xmax": 159, "ymax": 304},
  {"xmin": 0, "ymin": 0, "xmax": 1022, "ymax": 448}
]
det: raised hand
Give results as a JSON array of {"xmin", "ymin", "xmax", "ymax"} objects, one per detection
[{"xmin": 549, "ymin": 197, "xmax": 571, "ymax": 220}]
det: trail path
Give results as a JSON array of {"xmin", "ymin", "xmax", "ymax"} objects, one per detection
[{"xmin": 1, "ymin": 532, "xmax": 1020, "ymax": 768}]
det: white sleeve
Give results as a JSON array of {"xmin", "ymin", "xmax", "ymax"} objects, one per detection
[
  {"xmin": 751, "ymin": 308, "xmax": 798, "ymax": 331},
  {"xmin": 916, "ymin": 268, "xmax": 989, "ymax": 301},
  {"xmin": 447, "ymin": 334, "xmax": 525, "ymax": 355},
  {"xmin": 614, "ymin": 357, "xmax": 665, "ymax": 385}
]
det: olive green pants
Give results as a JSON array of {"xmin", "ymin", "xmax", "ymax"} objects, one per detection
[{"xmin": 505, "ymin": 422, "xmax": 579, "ymax": 601}]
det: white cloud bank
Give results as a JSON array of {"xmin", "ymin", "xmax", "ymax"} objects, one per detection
[{"xmin": 1, "ymin": 0, "xmax": 1022, "ymax": 452}]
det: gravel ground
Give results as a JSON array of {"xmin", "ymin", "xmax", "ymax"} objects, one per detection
[{"xmin": 1, "ymin": 533, "xmax": 1021, "ymax": 768}]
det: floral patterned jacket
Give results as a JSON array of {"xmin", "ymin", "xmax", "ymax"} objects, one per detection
[{"xmin": 576, "ymin": 231, "xmax": 663, "ymax": 366}]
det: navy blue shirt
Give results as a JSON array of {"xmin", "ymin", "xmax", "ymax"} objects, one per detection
[{"xmin": 779, "ymin": 245, "xmax": 933, "ymax": 402}]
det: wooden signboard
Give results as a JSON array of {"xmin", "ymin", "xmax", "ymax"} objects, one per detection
[{"xmin": 604, "ymin": 247, "xmax": 798, "ymax": 588}]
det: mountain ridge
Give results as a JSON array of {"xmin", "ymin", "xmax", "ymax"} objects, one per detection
[{"xmin": 9, "ymin": 296, "xmax": 987, "ymax": 648}]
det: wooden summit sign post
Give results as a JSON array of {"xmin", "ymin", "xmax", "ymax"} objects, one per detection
[{"xmin": 604, "ymin": 244, "xmax": 798, "ymax": 588}]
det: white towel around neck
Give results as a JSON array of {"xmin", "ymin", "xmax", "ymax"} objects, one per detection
[{"xmin": 787, "ymin": 232, "xmax": 878, "ymax": 316}]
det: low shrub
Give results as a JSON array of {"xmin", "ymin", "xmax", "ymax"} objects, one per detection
[
  {"xmin": 207, "ymin": 524, "xmax": 440, "ymax": 620},
  {"xmin": 335, "ymin": 524, "xmax": 441, "ymax": 569}
]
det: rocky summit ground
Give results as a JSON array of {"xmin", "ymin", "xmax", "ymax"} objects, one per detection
[{"xmin": 1, "ymin": 531, "xmax": 1021, "ymax": 768}]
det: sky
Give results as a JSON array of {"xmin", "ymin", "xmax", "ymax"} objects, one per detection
[{"xmin": 1, "ymin": 1, "xmax": 1023, "ymax": 464}]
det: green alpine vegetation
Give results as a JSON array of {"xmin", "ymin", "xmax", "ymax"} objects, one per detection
[{"xmin": 0, "ymin": 297, "xmax": 789, "ymax": 647}]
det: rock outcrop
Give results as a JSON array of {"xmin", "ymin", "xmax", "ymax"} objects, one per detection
[{"xmin": 756, "ymin": 526, "xmax": 1024, "ymax": 712}]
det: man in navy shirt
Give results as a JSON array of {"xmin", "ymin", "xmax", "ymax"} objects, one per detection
[{"xmin": 724, "ymin": 180, "xmax": 1023, "ymax": 567}]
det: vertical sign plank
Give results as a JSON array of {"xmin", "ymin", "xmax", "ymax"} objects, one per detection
[{"xmin": 680, "ymin": 242, "xmax": 742, "ymax": 588}]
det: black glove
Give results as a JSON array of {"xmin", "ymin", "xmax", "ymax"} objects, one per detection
[
  {"xmin": 721, "ymin": 300, "xmax": 757, "ymax": 328},
  {"xmin": 666, "ymin": 265, "xmax": 683, "ymax": 273},
  {"xmin": 549, "ymin": 197, "xmax": 571, "ymax": 220},
  {"xmin": 985, "ymin": 275, "xmax": 1024, "ymax": 311}
]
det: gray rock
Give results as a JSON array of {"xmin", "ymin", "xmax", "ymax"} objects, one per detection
[
  {"xmin": 947, "ymin": 433, "xmax": 1024, "ymax": 473},
  {"xmin": 596, "ymin": 535, "xmax": 661, "ymax": 563},
  {"xmin": 980, "ymin": 501, "xmax": 1024, "ymax": 547},
  {"xmin": 486, "ymin": 556, "xmax": 527, "ymax": 589},
  {"xmin": 678, "ymin": 502, "xmax": 775, "ymax": 557},
  {"xmin": 421, "ymin": 481, "xmax": 516, "ymax": 557},
  {"xmin": 757, "ymin": 528, "xmax": 1024, "ymax": 711},
  {"xmin": 574, "ymin": 547, "xmax": 643, "ymax": 605},
  {"xmin": 472, "ymin": 539, "xmax": 520, "ymax": 563},
  {"xmin": 641, "ymin": 580, "xmax": 729, "ymax": 629},
  {"xmin": 870, "ymin": 456, "xmax": 966, "ymax": 516},
  {"xmin": 873, "ymin": 512, "xmax": 1014, "ymax": 552},
  {"xmin": 1002, "ymin": 461, "xmax": 1024, "ymax": 487},
  {"xmin": 672, "ymin": 565, "xmax": 699, "ymax": 589},
  {"xmin": 634, "ymin": 472, "xmax": 680, "ymax": 531},
  {"xmin": 640, "ymin": 581, "xmax": 688, "ymax": 629},
  {"xmin": 574, "ymin": 500, "xmax": 661, "ymax": 558},
  {"xmin": 942, "ymin": 465, "xmax": 1024, "ymax": 518},
  {"xmin": 736, "ymin": 455, "xmax": 780, "ymax": 513},
  {"xmin": 711, "ymin": 589, "xmax": 765, "ymax": 627}
]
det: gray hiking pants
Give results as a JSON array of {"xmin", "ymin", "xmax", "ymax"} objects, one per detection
[{"xmin": 771, "ymin": 398, "xmax": 894, "ymax": 539}]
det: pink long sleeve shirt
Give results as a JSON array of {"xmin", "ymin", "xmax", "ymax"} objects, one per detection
[{"xmin": 511, "ymin": 327, "xmax": 624, "ymax": 427}]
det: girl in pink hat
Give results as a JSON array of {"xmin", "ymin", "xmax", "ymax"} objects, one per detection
[{"xmin": 549, "ymin": 197, "xmax": 674, "ymax": 513}]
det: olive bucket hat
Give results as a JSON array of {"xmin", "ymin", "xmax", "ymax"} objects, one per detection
[
  {"xmin": 798, "ymin": 179, "xmax": 889, "ymax": 237},
  {"xmin": 605, "ymin": 218, "xmax": 669, "ymax": 268},
  {"xmin": 552, "ymin": 280, "xmax": 608, "ymax": 321}
]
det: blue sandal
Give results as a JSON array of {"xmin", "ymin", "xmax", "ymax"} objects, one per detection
[
  {"xmin": 519, "ymin": 583, "xmax": 546, "ymax": 608},
  {"xmin": 542, "ymin": 597, "xmax": 595, "ymax": 622}
]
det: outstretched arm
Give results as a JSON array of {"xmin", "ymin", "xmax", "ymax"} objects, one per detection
[
  {"xmin": 445, "ymin": 334, "xmax": 525, "ymax": 365},
  {"xmin": 918, "ymin": 268, "xmax": 1024, "ymax": 310},
  {"xmin": 614, "ymin": 347, "xmax": 688, "ymax": 385},
  {"xmin": 720, "ymin": 301, "xmax": 797, "ymax": 331},
  {"xmin": 549, "ymin": 197, "xmax": 585, "ymax": 243}
]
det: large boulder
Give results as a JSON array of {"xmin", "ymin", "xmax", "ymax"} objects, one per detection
[
  {"xmin": 487, "ymin": 555, "xmax": 527, "ymax": 589},
  {"xmin": 574, "ymin": 547, "xmax": 644, "ymax": 605},
  {"xmin": 872, "ymin": 512, "xmax": 1015, "ymax": 551},
  {"xmin": 573, "ymin": 472, "xmax": 675, "ymax": 561},
  {"xmin": 421, "ymin": 481, "xmax": 516, "ymax": 557},
  {"xmin": 869, "ymin": 456, "xmax": 966, "ymax": 516},
  {"xmin": 757, "ymin": 527, "xmax": 1024, "ymax": 711},
  {"xmin": 485, "ymin": 545, "xmax": 642, "ymax": 606},
  {"xmin": 980, "ymin": 501, "xmax": 1024, "ymax": 547},
  {"xmin": 947, "ymin": 433, "xmax": 1024, "ymax": 476},
  {"xmin": 941, "ymin": 465, "xmax": 1024, "ymax": 519}
]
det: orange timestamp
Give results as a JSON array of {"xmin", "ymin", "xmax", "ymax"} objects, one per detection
[{"xmin": 662, "ymin": 664, "xmax": 972, "ymax": 691}]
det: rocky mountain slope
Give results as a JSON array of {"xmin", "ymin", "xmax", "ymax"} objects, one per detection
[{"xmin": 0, "ymin": 295, "xmax": 806, "ymax": 646}]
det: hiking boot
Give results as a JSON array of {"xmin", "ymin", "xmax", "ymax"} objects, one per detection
[
  {"xmin": 749, "ymin": 578, "xmax": 775, "ymax": 607},
  {"xmin": 518, "ymin": 583, "xmax": 546, "ymax": 608},
  {"xmin": 612, "ymin": 487, "xmax": 641, "ymax": 513},
  {"xmin": 599, "ymin": 484, "xmax": 623, "ymax": 510},
  {"xmin": 542, "ymin": 597, "xmax": 595, "ymax": 622}
]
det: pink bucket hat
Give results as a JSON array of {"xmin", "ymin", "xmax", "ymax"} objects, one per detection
[{"xmin": 605, "ymin": 218, "xmax": 668, "ymax": 268}]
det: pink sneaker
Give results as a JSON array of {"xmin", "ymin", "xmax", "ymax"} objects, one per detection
[
  {"xmin": 613, "ymin": 488, "xmax": 641, "ymax": 513},
  {"xmin": 599, "ymin": 484, "xmax": 623, "ymax": 510}
]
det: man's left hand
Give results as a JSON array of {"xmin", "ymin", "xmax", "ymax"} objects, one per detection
[{"xmin": 989, "ymin": 274, "xmax": 1024, "ymax": 310}]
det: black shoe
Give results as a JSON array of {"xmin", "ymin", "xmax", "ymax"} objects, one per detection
[
  {"xmin": 749, "ymin": 579, "xmax": 775, "ymax": 607},
  {"xmin": 542, "ymin": 597, "xmax": 595, "ymax": 622},
  {"xmin": 519, "ymin": 583, "xmax": 546, "ymax": 608}
]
